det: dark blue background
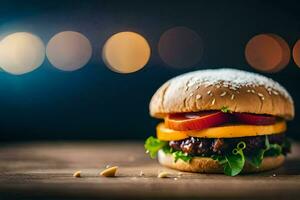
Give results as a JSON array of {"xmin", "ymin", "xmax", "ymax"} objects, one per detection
[{"xmin": 0, "ymin": 0, "xmax": 299, "ymax": 141}]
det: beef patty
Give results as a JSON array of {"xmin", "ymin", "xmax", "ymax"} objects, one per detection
[{"xmin": 169, "ymin": 134, "xmax": 289, "ymax": 157}]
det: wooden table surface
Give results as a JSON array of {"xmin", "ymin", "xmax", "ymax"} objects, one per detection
[{"xmin": 0, "ymin": 141, "xmax": 299, "ymax": 200}]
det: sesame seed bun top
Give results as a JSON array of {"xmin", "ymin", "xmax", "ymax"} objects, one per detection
[{"xmin": 149, "ymin": 68, "xmax": 294, "ymax": 120}]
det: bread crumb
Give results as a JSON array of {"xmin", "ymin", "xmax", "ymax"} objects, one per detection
[
  {"xmin": 139, "ymin": 171, "xmax": 144, "ymax": 177},
  {"xmin": 178, "ymin": 172, "xmax": 183, "ymax": 176},
  {"xmin": 158, "ymin": 171, "xmax": 170, "ymax": 178},
  {"xmin": 100, "ymin": 166, "xmax": 118, "ymax": 177},
  {"xmin": 73, "ymin": 171, "xmax": 81, "ymax": 178}
]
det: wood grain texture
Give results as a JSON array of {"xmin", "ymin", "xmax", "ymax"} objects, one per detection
[{"xmin": 0, "ymin": 141, "xmax": 299, "ymax": 200}]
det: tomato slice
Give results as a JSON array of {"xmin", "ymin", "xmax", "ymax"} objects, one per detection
[
  {"xmin": 234, "ymin": 113, "xmax": 276, "ymax": 125},
  {"xmin": 165, "ymin": 111, "xmax": 230, "ymax": 131}
]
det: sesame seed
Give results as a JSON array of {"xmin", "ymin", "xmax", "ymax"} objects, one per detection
[
  {"xmin": 196, "ymin": 85, "xmax": 200, "ymax": 89},
  {"xmin": 257, "ymin": 93, "xmax": 264, "ymax": 97},
  {"xmin": 185, "ymin": 87, "xmax": 188, "ymax": 91},
  {"xmin": 220, "ymin": 91, "xmax": 227, "ymax": 97},
  {"xmin": 174, "ymin": 178, "xmax": 178, "ymax": 180},
  {"xmin": 211, "ymin": 98, "xmax": 216, "ymax": 105},
  {"xmin": 247, "ymin": 90, "xmax": 251, "ymax": 93},
  {"xmin": 216, "ymin": 85, "xmax": 220, "ymax": 88},
  {"xmin": 261, "ymin": 97, "xmax": 265, "ymax": 101},
  {"xmin": 230, "ymin": 87, "xmax": 237, "ymax": 90},
  {"xmin": 196, "ymin": 94, "xmax": 202, "ymax": 100},
  {"xmin": 272, "ymin": 90, "xmax": 279, "ymax": 95},
  {"xmin": 231, "ymin": 94, "xmax": 235, "ymax": 100},
  {"xmin": 189, "ymin": 93, "xmax": 194, "ymax": 97},
  {"xmin": 207, "ymin": 90, "xmax": 212, "ymax": 95},
  {"xmin": 171, "ymin": 69, "xmax": 292, "ymax": 103},
  {"xmin": 187, "ymin": 82, "xmax": 194, "ymax": 87},
  {"xmin": 251, "ymin": 90, "xmax": 255, "ymax": 93}
]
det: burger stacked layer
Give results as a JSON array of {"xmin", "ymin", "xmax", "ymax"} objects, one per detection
[
  {"xmin": 145, "ymin": 69, "xmax": 294, "ymax": 176},
  {"xmin": 145, "ymin": 110, "xmax": 290, "ymax": 176}
]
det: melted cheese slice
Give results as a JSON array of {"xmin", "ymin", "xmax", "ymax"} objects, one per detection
[{"xmin": 156, "ymin": 121, "xmax": 286, "ymax": 141}]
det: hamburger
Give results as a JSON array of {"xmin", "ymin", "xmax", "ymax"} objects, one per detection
[{"xmin": 145, "ymin": 68, "xmax": 294, "ymax": 176}]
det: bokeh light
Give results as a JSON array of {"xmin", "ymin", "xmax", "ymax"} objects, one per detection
[
  {"xmin": 270, "ymin": 34, "xmax": 291, "ymax": 72},
  {"xmin": 292, "ymin": 39, "xmax": 300, "ymax": 68},
  {"xmin": 0, "ymin": 32, "xmax": 45, "ymax": 75},
  {"xmin": 102, "ymin": 31, "xmax": 150, "ymax": 73},
  {"xmin": 245, "ymin": 33, "xmax": 290, "ymax": 73},
  {"xmin": 158, "ymin": 26, "xmax": 203, "ymax": 68},
  {"xmin": 46, "ymin": 31, "xmax": 92, "ymax": 71},
  {"xmin": 0, "ymin": 42, "xmax": 3, "ymax": 72}
]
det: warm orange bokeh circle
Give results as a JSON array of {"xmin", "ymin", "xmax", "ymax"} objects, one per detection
[
  {"xmin": 292, "ymin": 40, "xmax": 300, "ymax": 68},
  {"xmin": 245, "ymin": 34, "xmax": 290, "ymax": 73}
]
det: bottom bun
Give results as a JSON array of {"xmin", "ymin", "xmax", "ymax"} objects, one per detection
[{"xmin": 158, "ymin": 150, "xmax": 285, "ymax": 174}]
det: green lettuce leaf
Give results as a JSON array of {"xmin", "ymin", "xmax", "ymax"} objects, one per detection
[
  {"xmin": 247, "ymin": 149, "xmax": 265, "ymax": 168},
  {"xmin": 144, "ymin": 137, "xmax": 192, "ymax": 163},
  {"xmin": 221, "ymin": 106, "xmax": 230, "ymax": 113},
  {"xmin": 162, "ymin": 145, "xmax": 174, "ymax": 154},
  {"xmin": 144, "ymin": 136, "xmax": 168, "ymax": 158},
  {"xmin": 247, "ymin": 136, "xmax": 284, "ymax": 168},
  {"xmin": 173, "ymin": 151, "xmax": 192, "ymax": 163},
  {"xmin": 264, "ymin": 144, "xmax": 282, "ymax": 157},
  {"xmin": 224, "ymin": 153, "xmax": 245, "ymax": 176},
  {"xmin": 212, "ymin": 142, "xmax": 246, "ymax": 176}
]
